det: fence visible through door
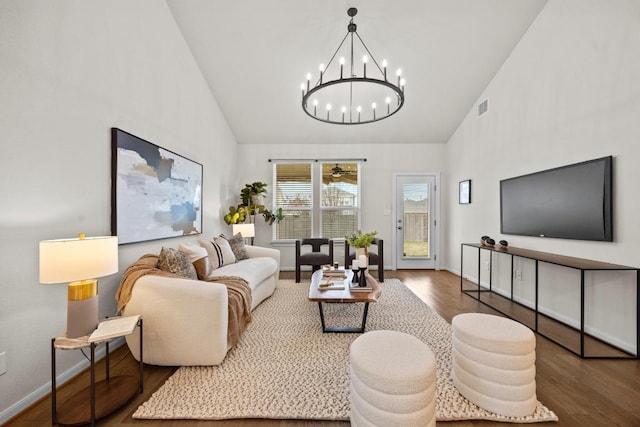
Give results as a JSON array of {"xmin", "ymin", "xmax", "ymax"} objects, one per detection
[{"xmin": 395, "ymin": 174, "xmax": 438, "ymax": 269}]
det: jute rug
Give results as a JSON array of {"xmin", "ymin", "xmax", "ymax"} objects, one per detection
[{"xmin": 134, "ymin": 279, "xmax": 558, "ymax": 423}]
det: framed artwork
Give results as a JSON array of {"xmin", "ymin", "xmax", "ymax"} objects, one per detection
[
  {"xmin": 111, "ymin": 128, "xmax": 203, "ymax": 244},
  {"xmin": 459, "ymin": 180, "xmax": 471, "ymax": 204}
]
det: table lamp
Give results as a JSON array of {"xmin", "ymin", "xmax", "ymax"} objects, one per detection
[
  {"xmin": 39, "ymin": 233, "xmax": 118, "ymax": 338},
  {"xmin": 232, "ymin": 223, "xmax": 255, "ymax": 245}
]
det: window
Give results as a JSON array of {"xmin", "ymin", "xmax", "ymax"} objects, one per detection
[{"xmin": 273, "ymin": 161, "xmax": 360, "ymax": 240}]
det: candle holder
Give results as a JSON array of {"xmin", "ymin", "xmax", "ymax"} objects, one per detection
[
  {"xmin": 358, "ymin": 267, "xmax": 367, "ymax": 287},
  {"xmin": 352, "ymin": 267, "xmax": 359, "ymax": 284}
]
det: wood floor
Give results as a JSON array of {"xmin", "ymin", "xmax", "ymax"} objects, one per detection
[{"xmin": 6, "ymin": 270, "xmax": 640, "ymax": 427}]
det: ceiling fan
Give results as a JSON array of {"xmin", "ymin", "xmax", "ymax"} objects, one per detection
[{"xmin": 331, "ymin": 164, "xmax": 354, "ymax": 178}]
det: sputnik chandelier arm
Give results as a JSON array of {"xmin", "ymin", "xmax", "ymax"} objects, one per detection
[{"xmin": 301, "ymin": 8, "xmax": 405, "ymax": 125}]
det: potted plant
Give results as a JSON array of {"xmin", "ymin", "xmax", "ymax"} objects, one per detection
[
  {"xmin": 345, "ymin": 230, "xmax": 378, "ymax": 256},
  {"xmin": 224, "ymin": 181, "xmax": 283, "ymax": 225}
]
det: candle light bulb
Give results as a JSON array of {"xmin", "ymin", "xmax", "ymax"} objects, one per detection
[
  {"xmin": 362, "ymin": 55, "xmax": 368, "ymax": 63},
  {"xmin": 396, "ymin": 69, "xmax": 402, "ymax": 77},
  {"xmin": 313, "ymin": 99, "xmax": 318, "ymax": 106},
  {"xmin": 339, "ymin": 57, "xmax": 345, "ymax": 65},
  {"xmin": 385, "ymin": 97, "xmax": 391, "ymax": 104},
  {"xmin": 357, "ymin": 106, "xmax": 362, "ymax": 112},
  {"xmin": 300, "ymin": 83, "xmax": 305, "ymax": 90},
  {"xmin": 326, "ymin": 104, "xmax": 332, "ymax": 111},
  {"xmin": 382, "ymin": 59, "xmax": 388, "ymax": 68},
  {"xmin": 372, "ymin": 102, "xmax": 377, "ymax": 109},
  {"xmin": 319, "ymin": 63, "xmax": 325, "ymax": 72},
  {"xmin": 341, "ymin": 106, "xmax": 347, "ymax": 113},
  {"xmin": 400, "ymin": 78, "xmax": 406, "ymax": 87},
  {"xmin": 306, "ymin": 73, "xmax": 312, "ymax": 80}
]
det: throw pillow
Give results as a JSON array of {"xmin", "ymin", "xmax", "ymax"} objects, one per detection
[
  {"xmin": 199, "ymin": 237, "xmax": 236, "ymax": 270},
  {"xmin": 157, "ymin": 247, "xmax": 198, "ymax": 280},
  {"xmin": 178, "ymin": 243, "xmax": 211, "ymax": 280},
  {"xmin": 222, "ymin": 232, "xmax": 249, "ymax": 260}
]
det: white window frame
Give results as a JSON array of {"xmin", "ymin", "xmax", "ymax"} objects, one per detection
[{"xmin": 271, "ymin": 160, "xmax": 362, "ymax": 240}]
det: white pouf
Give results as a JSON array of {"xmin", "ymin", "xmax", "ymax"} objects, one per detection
[
  {"xmin": 451, "ymin": 313, "xmax": 537, "ymax": 417},
  {"xmin": 349, "ymin": 330, "xmax": 436, "ymax": 427}
]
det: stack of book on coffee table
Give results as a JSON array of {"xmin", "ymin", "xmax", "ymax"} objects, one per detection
[
  {"xmin": 318, "ymin": 266, "xmax": 347, "ymax": 290},
  {"xmin": 350, "ymin": 280, "xmax": 372, "ymax": 292}
]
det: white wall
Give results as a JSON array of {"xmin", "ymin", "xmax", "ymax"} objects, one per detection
[
  {"xmin": 237, "ymin": 143, "xmax": 447, "ymax": 270},
  {"xmin": 0, "ymin": 1, "xmax": 237, "ymax": 420},
  {"xmin": 445, "ymin": 0, "xmax": 640, "ymax": 352}
]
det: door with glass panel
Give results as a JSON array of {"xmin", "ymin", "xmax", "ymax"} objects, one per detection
[{"xmin": 395, "ymin": 174, "xmax": 438, "ymax": 269}]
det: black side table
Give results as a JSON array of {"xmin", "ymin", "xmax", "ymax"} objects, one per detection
[{"xmin": 51, "ymin": 316, "xmax": 143, "ymax": 426}]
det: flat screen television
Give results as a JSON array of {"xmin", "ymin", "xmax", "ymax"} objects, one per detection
[{"xmin": 500, "ymin": 156, "xmax": 612, "ymax": 242}]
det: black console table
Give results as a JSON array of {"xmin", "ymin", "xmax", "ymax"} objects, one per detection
[{"xmin": 460, "ymin": 243, "xmax": 639, "ymax": 359}]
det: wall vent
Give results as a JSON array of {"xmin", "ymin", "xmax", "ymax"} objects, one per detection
[{"xmin": 478, "ymin": 99, "xmax": 489, "ymax": 116}]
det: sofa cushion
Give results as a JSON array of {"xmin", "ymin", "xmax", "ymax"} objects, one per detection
[
  {"xmin": 178, "ymin": 243, "xmax": 211, "ymax": 280},
  {"xmin": 157, "ymin": 247, "xmax": 198, "ymax": 280},
  {"xmin": 223, "ymin": 233, "xmax": 249, "ymax": 261},
  {"xmin": 200, "ymin": 237, "xmax": 236, "ymax": 270},
  {"xmin": 210, "ymin": 257, "xmax": 278, "ymax": 291}
]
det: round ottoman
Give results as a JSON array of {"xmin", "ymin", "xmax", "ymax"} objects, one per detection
[
  {"xmin": 451, "ymin": 313, "xmax": 537, "ymax": 417},
  {"xmin": 349, "ymin": 330, "xmax": 436, "ymax": 427}
]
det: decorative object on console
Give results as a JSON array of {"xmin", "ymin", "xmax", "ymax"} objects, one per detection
[
  {"xmin": 480, "ymin": 236, "xmax": 495, "ymax": 247},
  {"xmin": 111, "ymin": 128, "xmax": 203, "ymax": 244},
  {"xmin": 499, "ymin": 240, "xmax": 509, "ymax": 249},
  {"xmin": 39, "ymin": 234, "xmax": 118, "ymax": 338},
  {"xmin": 301, "ymin": 8, "xmax": 405, "ymax": 125}
]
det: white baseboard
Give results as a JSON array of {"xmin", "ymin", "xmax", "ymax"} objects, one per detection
[{"xmin": 0, "ymin": 338, "xmax": 124, "ymax": 425}]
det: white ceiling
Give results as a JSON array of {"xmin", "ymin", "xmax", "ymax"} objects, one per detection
[{"xmin": 166, "ymin": 0, "xmax": 547, "ymax": 145}]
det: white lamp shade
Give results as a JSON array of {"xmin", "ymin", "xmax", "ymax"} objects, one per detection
[
  {"xmin": 39, "ymin": 235, "xmax": 119, "ymax": 284},
  {"xmin": 232, "ymin": 223, "xmax": 255, "ymax": 238}
]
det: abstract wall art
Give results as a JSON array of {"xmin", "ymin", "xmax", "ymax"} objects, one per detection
[{"xmin": 111, "ymin": 128, "xmax": 202, "ymax": 244}]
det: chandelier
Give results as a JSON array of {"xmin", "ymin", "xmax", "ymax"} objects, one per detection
[{"xmin": 301, "ymin": 8, "xmax": 405, "ymax": 125}]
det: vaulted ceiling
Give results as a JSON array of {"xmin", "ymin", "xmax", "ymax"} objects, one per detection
[{"xmin": 167, "ymin": 0, "xmax": 547, "ymax": 145}]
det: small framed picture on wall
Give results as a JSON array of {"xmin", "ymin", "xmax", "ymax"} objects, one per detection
[{"xmin": 459, "ymin": 180, "xmax": 471, "ymax": 204}]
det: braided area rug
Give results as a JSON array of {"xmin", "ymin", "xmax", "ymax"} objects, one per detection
[{"xmin": 133, "ymin": 279, "xmax": 557, "ymax": 423}]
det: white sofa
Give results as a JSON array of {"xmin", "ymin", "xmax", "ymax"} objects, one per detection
[{"xmin": 123, "ymin": 245, "xmax": 280, "ymax": 366}]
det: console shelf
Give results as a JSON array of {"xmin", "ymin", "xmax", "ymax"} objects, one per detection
[{"xmin": 460, "ymin": 243, "xmax": 639, "ymax": 359}]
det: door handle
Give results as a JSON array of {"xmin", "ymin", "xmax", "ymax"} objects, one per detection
[{"xmin": 397, "ymin": 226, "xmax": 402, "ymax": 230}]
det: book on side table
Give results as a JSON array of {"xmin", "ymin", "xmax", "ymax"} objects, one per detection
[{"xmin": 88, "ymin": 315, "xmax": 141, "ymax": 342}]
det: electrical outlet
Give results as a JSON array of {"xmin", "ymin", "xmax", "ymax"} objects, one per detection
[{"xmin": 0, "ymin": 352, "xmax": 6, "ymax": 375}]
